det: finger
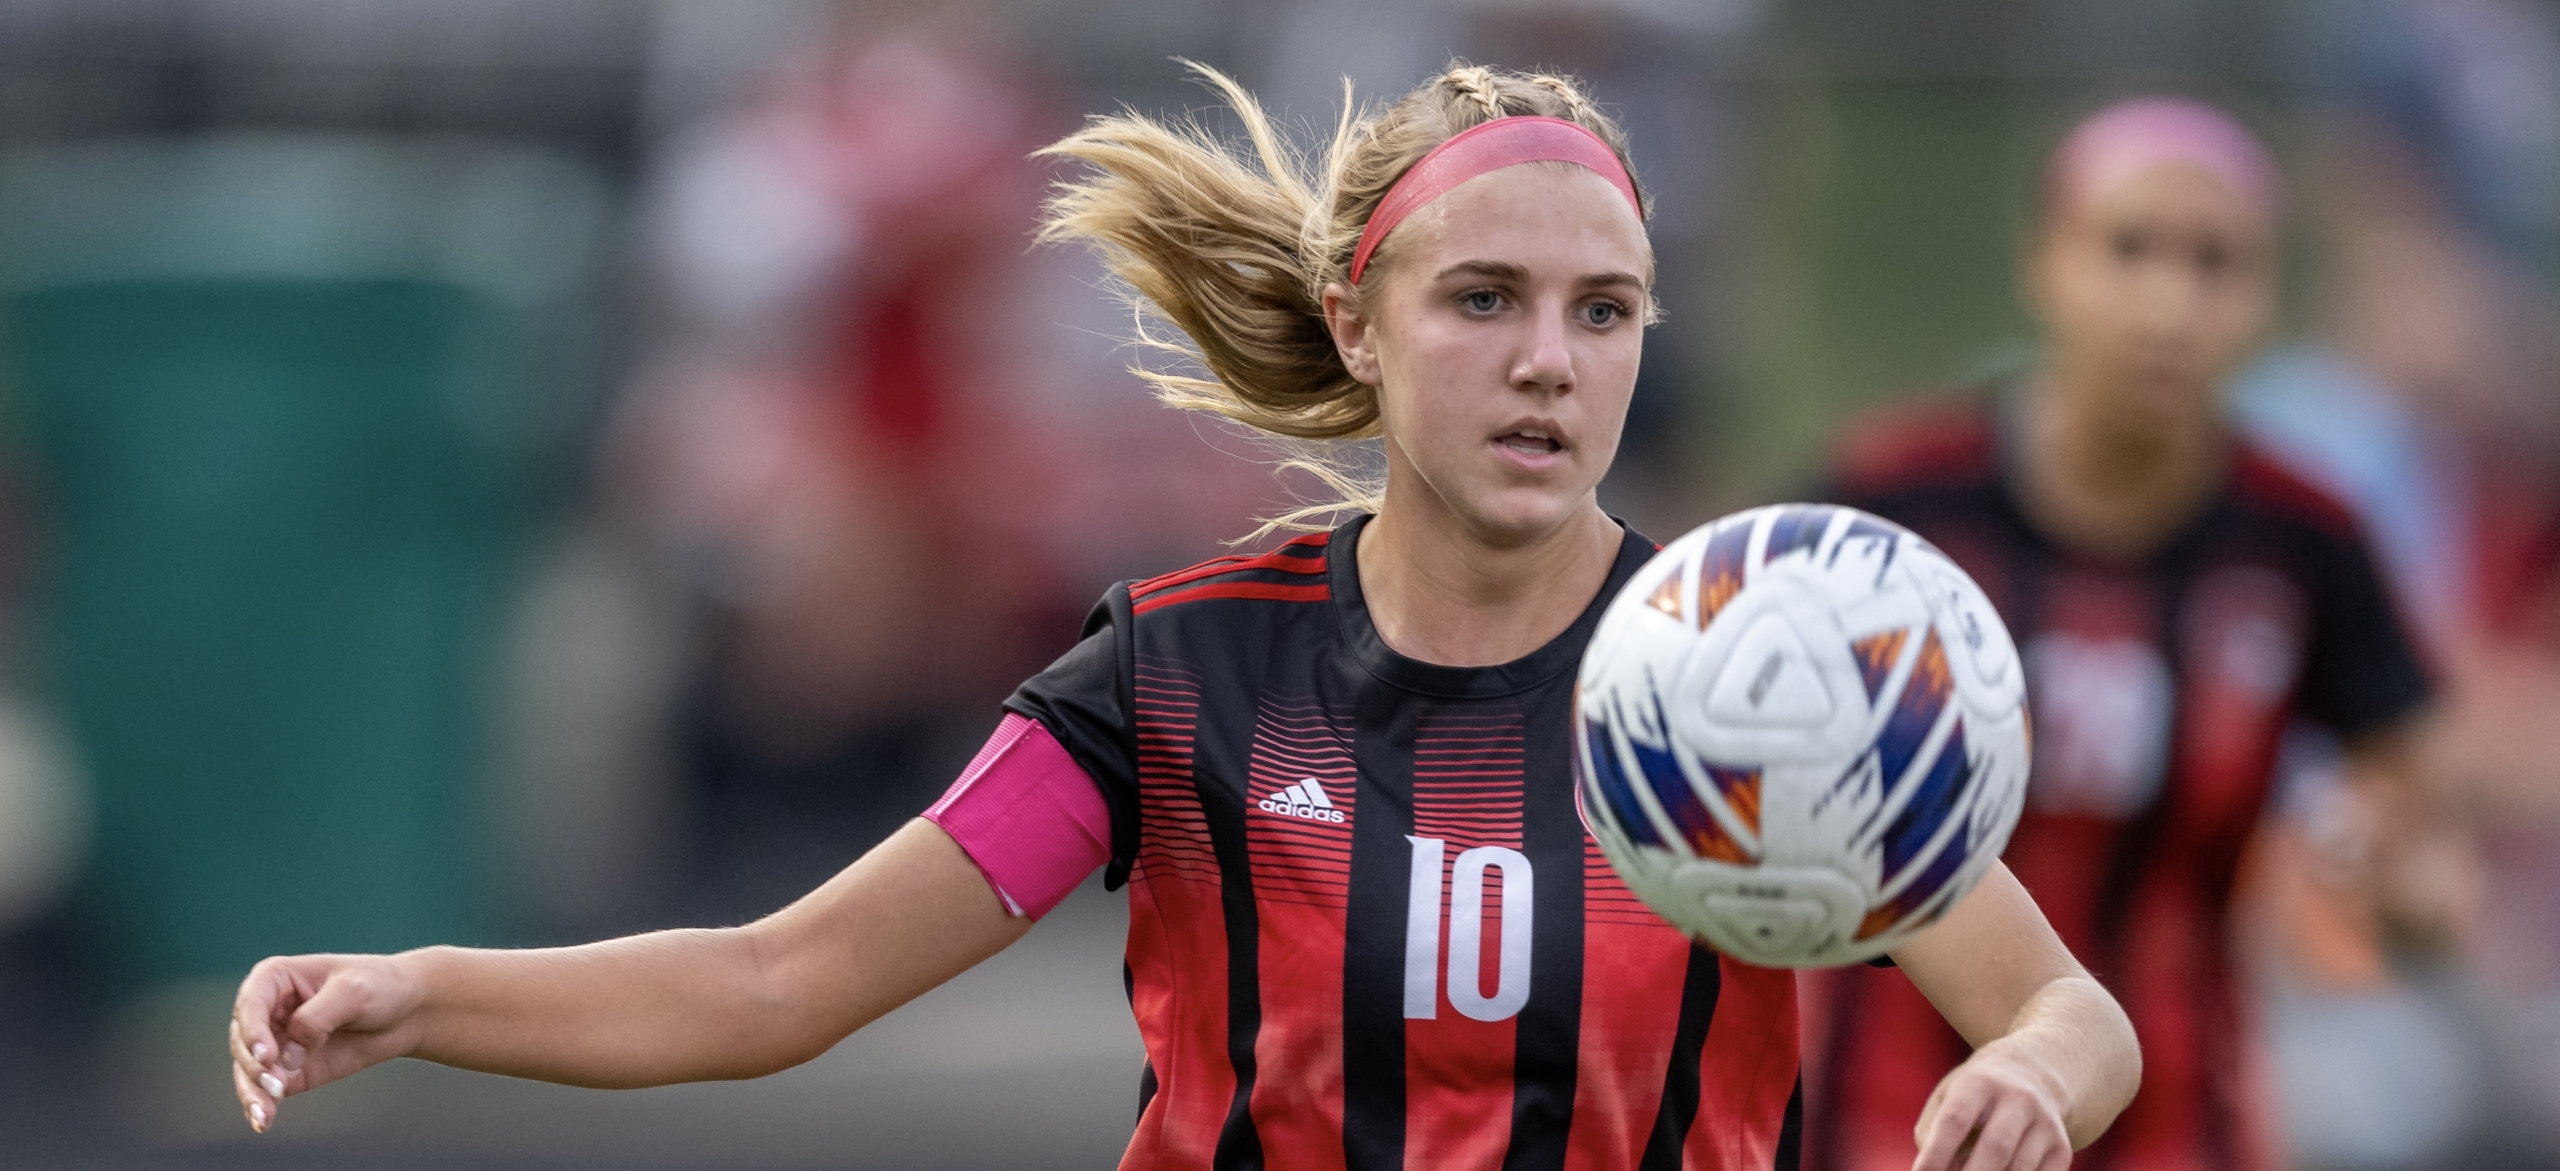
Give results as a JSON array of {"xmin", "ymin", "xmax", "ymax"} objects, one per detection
[
  {"xmin": 228, "ymin": 1015, "xmax": 291, "ymax": 1104},
  {"xmin": 232, "ymin": 967, "xmax": 282, "ymax": 1069},
  {"xmin": 1954, "ymin": 1097, "xmax": 2031, "ymax": 1171},
  {"xmin": 1915, "ymin": 1075, "xmax": 1952, "ymax": 1134},
  {"xmin": 1925, "ymin": 1122, "xmax": 1976, "ymax": 1168},
  {"xmin": 2011, "ymin": 1127, "xmax": 2062, "ymax": 1171},
  {"xmin": 1912, "ymin": 1086, "xmax": 1987, "ymax": 1171},
  {"xmin": 279, "ymin": 966, "xmax": 376, "ymax": 1054},
  {"xmin": 228, "ymin": 1016, "xmax": 260, "ymax": 1074},
  {"xmin": 234, "ymin": 958, "xmax": 313, "ymax": 1067},
  {"xmin": 231, "ymin": 1059, "xmax": 273, "ymax": 1133}
]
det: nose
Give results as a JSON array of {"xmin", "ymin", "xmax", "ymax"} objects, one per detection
[
  {"xmin": 1511, "ymin": 297, "xmax": 1576, "ymax": 396},
  {"xmin": 2129, "ymin": 245, "xmax": 2230, "ymax": 335}
]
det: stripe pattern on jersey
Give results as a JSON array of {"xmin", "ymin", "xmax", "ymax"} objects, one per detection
[
  {"xmin": 1125, "ymin": 657, "xmax": 1232, "ymax": 1167},
  {"xmin": 1032, "ymin": 519, "xmax": 1802, "ymax": 1171},
  {"xmin": 1131, "ymin": 534, "xmax": 1332, "ymax": 615},
  {"xmin": 1246, "ymin": 695, "xmax": 1359, "ymax": 1171}
]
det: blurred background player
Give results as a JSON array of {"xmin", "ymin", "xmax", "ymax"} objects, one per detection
[{"xmin": 1804, "ymin": 98, "xmax": 2450, "ymax": 1171}]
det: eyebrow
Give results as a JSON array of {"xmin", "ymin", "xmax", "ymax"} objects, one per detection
[
  {"xmin": 1433, "ymin": 259, "xmax": 1648, "ymax": 290},
  {"xmin": 1436, "ymin": 260, "xmax": 1530, "ymax": 282}
]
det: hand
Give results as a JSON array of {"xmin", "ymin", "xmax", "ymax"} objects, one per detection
[
  {"xmin": 229, "ymin": 953, "xmax": 427, "ymax": 1133},
  {"xmin": 1892, "ymin": 866, "xmax": 2136, "ymax": 1159},
  {"xmin": 1911, "ymin": 1038, "xmax": 2072, "ymax": 1171}
]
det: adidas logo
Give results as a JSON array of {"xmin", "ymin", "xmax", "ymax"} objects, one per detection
[{"xmin": 1257, "ymin": 777, "xmax": 1347, "ymax": 823}]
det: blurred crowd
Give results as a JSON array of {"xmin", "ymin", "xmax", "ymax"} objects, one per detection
[{"xmin": 0, "ymin": 1, "xmax": 2551, "ymax": 1169}]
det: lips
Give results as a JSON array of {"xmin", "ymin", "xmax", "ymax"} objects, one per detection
[{"xmin": 1496, "ymin": 426, "xmax": 1563, "ymax": 456}]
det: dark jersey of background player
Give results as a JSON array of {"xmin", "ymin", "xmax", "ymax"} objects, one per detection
[
  {"xmin": 1808, "ymin": 393, "xmax": 2428, "ymax": 1171},
  {"xmin": 1012, "ymin": 514, "xmax": 1802, "ymax": 1171}
]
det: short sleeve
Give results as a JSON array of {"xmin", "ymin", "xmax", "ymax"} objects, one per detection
[
  {"xmin": 1003, "ymin": 584, "xmax": 1142, "ymax": 887},
  {"xmin": 2296, "ymin": 528, "xmax": 2433, "ymax": 740}
]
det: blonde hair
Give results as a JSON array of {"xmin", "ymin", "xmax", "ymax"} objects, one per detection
[{"xmin": 1036, "ymin": 61, "xmax": 1649, "ymax": 535}]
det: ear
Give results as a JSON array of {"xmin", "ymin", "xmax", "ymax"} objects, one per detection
[{"xmin": 1322, "ymin": 282, "xmax": 1383, "ymax": 387}]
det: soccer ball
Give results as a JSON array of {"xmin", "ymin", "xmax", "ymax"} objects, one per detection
[{"xmin": 1574, "ymin": 505, "xmax": 2029, "ymax": 968}]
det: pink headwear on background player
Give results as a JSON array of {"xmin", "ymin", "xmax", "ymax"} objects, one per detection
[{"xmin": 2043, "ymin": 97, "xmax": 2283, "ymax": 220}]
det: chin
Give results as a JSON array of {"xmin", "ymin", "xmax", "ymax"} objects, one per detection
[
  {"xmin": 1456, "ymin": 490, "xmax": 1593, "ymax": 548},
  {"xmin": 2106, "ymin": 375, "xmax": 2217, "ymax": 430}
]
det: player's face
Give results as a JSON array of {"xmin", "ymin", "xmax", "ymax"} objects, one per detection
[
  {"xmin": 1337, "ymin": 164, "xmax": 1650, "ymax": 545},
  {"xmin": 2028, "ymin": 162, "xmax": 2275, "ymax": 427}
]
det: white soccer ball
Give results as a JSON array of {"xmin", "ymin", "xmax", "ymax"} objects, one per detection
[{"xmin": 1575, "ymin": 504, "xmax": 2029, "ymax": 968}]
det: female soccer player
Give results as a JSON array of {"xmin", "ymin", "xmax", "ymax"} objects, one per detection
[
  {"xmin": 231, "ymin": 65, "xmax": 2137, "ymax": 1171},
  {"xmin": 1809, "ymin": 99, "xmax": 2443, "ymax": 1171}
]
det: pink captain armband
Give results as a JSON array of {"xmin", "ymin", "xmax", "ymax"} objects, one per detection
[{"xmin": 922, "ymin": 712, "xmax": 1113, "ymax": 920}]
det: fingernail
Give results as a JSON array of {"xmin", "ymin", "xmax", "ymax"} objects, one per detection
[
  {"xmin": 249, "ymin": 1101, "xmax": 266, "ymax": 1130},
  {"xmin": 251, "ymin": 1041, "xmax": 271, "ymax": 1063},
  {"xmin": 282, "ymin": 1042, "xmax": 306, "ymax": 1070},
  {"xmin": 259, "ymin": 1072, "xmax": 285, "ymax": 1097}
]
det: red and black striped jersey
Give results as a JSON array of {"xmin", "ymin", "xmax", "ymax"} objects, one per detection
[
  {"xmin": 1008, "ymin": 514, "xmax": 1802, "ymax": 1171},
  {"xmin": 1805, "ymin": 396, "xmax": 2431, "ymax": 1171}
]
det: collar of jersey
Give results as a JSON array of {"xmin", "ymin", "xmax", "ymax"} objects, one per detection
[{"xmin": 1329, "ymin": 512, "xmax": 1655, "ymax": 699}]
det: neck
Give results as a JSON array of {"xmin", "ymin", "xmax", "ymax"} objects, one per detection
[
  {"xmin": 1357, "ymin": 492, "xmax": 1621, "ymax": 669},
  {"xmin": 2015, "ymin": 363, "xmax": 2226, "ymax": 561}
]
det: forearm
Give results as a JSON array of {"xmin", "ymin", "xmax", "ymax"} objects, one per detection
[
  {"xmin": 399, "ymin": 927, "xmax": 814, "ymax": 1088},
  {"xmin": 232, "ymin": 820, "xmax": 1029, "ymax": 1137},
  {"xmin": 397, "ymin": 820, "xmax": 1027, "ymax": 1089},
  {"xmin": 1894, "ymin": 864, "xmax": 2142, "ymax": 1161},
  {"xmin": 1974, "ymin": 972, "xmax": 2139, "ymax": 1148}
]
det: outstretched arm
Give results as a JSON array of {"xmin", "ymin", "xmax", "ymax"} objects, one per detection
[
  {"xmin": 230, "ymin": 819, "xmax": 1029, "ymax": 1132},
  {"xmin": 1886, "ymin": 862, "xmax": 2140, "ymax": 1171}
]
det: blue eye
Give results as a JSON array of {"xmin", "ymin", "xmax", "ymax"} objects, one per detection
[
  {"xmin": 1584, "ymin": 301, "xmax": 1623, "ymax": 326},
  {"xmin": 1461, "ymin": 289, "xmax": 1503, "ymax": 314}
]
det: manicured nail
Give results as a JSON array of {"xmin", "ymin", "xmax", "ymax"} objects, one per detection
[
  {"xmin": 281, "ymin": 1042, "xmax": 306, "ymax": 1070},
  {"xmin": 259, "ymin": 1072, "xmax": 285, "ymax": 1097},
  {"xmin": 250, "ymin": 1041, "xmax": 271, "ymax": 1063},
  {"xmin": 249, "ymin": 1101, "xmax": 266, "ymax": 1130}
]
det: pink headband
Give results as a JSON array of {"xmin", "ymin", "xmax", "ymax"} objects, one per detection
[
  {"xmin": 2044, "ymin": 97, "xmax": 2282, "ymax": 219},
  {"xmin": 1347, "ymin": 115, "xmax": 1642, "ymax": 284}
]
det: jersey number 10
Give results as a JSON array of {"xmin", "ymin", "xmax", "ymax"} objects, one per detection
[{"xmin": 1404, "ymin": 836, "xmax": 1533, "ymax": 1022}]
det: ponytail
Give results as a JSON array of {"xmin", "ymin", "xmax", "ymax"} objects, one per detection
[{"xmin": 1037, "ymin": 66, "xmax": 1371, "ymax": 440}]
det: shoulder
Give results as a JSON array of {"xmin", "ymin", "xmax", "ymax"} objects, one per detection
[
  {"xmin": 1829, "ymin": 394, "xmax": 2002, "ymax": 500},
  {"xmin": 1127, "ymin": 529, "xmax": 1335, "ymax": 617},
  {"xmin": 2225, "ymin": 442, "xmax": 2361, "ymax": 543}
]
